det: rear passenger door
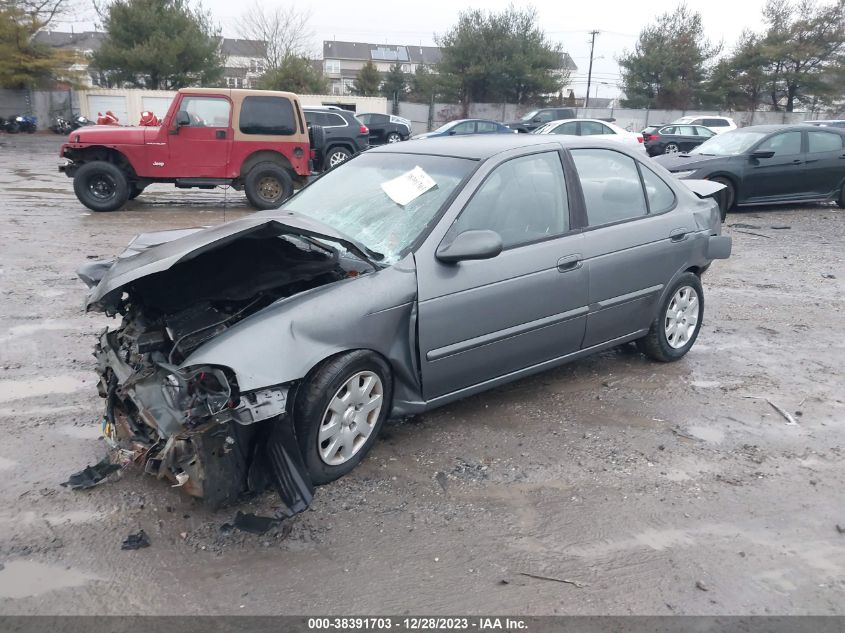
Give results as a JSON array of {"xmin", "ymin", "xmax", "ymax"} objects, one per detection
[
  {"xmin": 804, "ymin": 130, "xmax": 845, "ymax": 197},
  {"xmin": 570, "ymin": 148, "xmax": 692, "ymax": 347}
]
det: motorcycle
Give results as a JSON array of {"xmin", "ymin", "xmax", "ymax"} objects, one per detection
[
  {"xmin": 52, "ymin": 114, "xmax": 93, "ymax": 134},
  {"xmin": 8, "ymin": 115, "xmax": 37, "ymax": 133}
]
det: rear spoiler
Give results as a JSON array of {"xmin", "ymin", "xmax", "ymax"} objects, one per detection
[{"xmin": 680, "ymin": 179, "xmax": 725, "ymax": 199}]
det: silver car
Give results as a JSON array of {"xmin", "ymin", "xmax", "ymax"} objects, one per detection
[{"xmin": 79, "ymin": 135, "xmax": 731, "ymax": 512}]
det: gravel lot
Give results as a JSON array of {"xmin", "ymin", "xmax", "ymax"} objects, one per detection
[{"xmin": 0, "ymin": 134, "xmax": 843, "ymax": 615}]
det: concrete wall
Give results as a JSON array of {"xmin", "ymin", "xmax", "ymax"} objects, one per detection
[{"xmin": 397, "ymin": 101, "xmax": 813, "ymax": 134}]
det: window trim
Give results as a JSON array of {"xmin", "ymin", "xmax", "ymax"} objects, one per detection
[
  {"xmin": 568, "ymin": 146, "xmax": 677, "ymax": 232},
  {"xmin": 443, "ymin": 148, "xmax": 579, "ymax": 253},
  {"xmin": 753, "ymin": 130, "xmax": 804, "ymax": 156},
  {"xmin": 177, "ymin": 95, "xmax": 232, "ymax": 129}
]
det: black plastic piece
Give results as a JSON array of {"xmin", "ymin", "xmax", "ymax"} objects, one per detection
[
  {"xmin": 264, "ymin": 416, "xmax": 314, "ymax": 517},
  {"xmin": 61, "ymin": 457, "xmax": 121, "ymax": 490}
]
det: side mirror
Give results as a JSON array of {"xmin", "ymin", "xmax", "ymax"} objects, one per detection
[
  {"xmin": 436, "ymin": 229, "xmax": 503, "ymax": 264},
  {"xmin": 448, "ymin": 129, "xmax": 457, "ymax": 135},
  {"xmin": 750, "ymin": 149, "xmax": 775, "ymax": 159},
  {"xmin": 533, "ymin": 117, "xmax": 542, "ymax": 123},
  {"xmin": 175, "ymin": 111, "xmax": 190, "ymax": 127}
]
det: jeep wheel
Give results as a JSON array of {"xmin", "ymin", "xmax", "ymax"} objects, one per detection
[
  {"xmin": 244, "ymin": 162, "xmax": 293, "ymax": 209},
  {"xmin": 73, "ymin": 161, "xmax": 130, "ymax": 212},
  {"xmin": 324, "ymin": 147, "xmax": 351, "ymax": 170}
]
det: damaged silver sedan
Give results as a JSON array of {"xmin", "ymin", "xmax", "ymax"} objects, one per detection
[{"xmin": 79, "ymin": 135, "xmax": 731, "ymax": 513}]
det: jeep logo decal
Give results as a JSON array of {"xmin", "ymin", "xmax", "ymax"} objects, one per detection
[{"xmin": 152, "ymin": 161, "xmax": 165, "ymax": 167}]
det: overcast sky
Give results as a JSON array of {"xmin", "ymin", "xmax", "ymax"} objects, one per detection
[{"xmin": 58, "ymin": 0, "xmax": 769, "ymax": 99}]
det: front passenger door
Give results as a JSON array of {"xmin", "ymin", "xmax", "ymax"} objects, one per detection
[
  {"xmin": 417, "ymin": 151, "xmax": 588, "ymax": 400},
  {"xmin": 743, "ymin": 131, "xmax": 808, "ymax": 201}
]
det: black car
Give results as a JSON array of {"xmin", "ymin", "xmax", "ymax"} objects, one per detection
[
  {"xmin": 357, "ymin": 112, "xmax": 411, "ymax": 145},
  {"xmin": 303, "ymin": 106, "xmax": 370, "ymax": 171},
  {"xmin": 654, "ymin": 124, "xmax": 845, "ymax": 220},
  {"xmin": 505, "ymin": 107, "xmax": 577, "ymax": 133},
  {"xmin": 645, "ymin": 124, "xmax": 716, "ymax": 156}
]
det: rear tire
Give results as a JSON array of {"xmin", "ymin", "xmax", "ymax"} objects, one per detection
[
  {"xmin": 294, "ymin": 351, "xmax": 392, "ymax": 485},
  {"xmin": 324, "ymin": 147, "xmax": 351, "ymax": 171},
  {"xmin": 243, "ymin": 161, "xmax": 293, "ymax": 209},
  {"xmin": 663, "ymin": 142, "xmax": 680, "ymax": 154},
  {"xmin": 73, "ymin": 161, "xmax": 130, "ymax": 212},
  {"xmin": 636, "ymin": 272, "xmax": 704, "ymax": 362},
  {"xmin": 386, "ymin": 132, "xmax": 402, "ymax": 143}
]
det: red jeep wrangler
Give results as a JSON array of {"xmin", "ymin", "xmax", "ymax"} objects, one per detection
[{"xmin": 60, "ymin": 88, "xmax": 312, "ymax": 212}]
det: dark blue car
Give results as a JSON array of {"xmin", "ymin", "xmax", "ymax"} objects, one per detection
[{"xmin": 412, "ymin": 118, "xmax": 515, "ymax": 140}]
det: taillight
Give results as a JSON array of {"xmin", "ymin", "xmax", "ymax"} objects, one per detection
[
  {"xmin": 637, "ymin": 135, "xmax": 644, "ymax": 143},
  {"xmin": 648, "ymin": 134, "xmax": 660, "ymax": 142},
  {"xmin": 360, "ymin": 125, "xmax": 369, "ymax": 134}
]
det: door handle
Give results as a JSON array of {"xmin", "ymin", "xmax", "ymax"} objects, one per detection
[
  {"xmin": 216, "ymin": 130, "xmax": 226, "ymax": 139},
  {"xmin": 839, "ymin": 154, "xmax": 845, "ymax": 159},
  {"xmin": 557, "ymin": 254, "xmax": 582, "ymax": 272},
  {"xmin": 791, "ymin": 159, "xmax": 802, "ymax": 164},
  {"xmin": 670, "ymin": 228, "xmax": 689, "ymax": 242}
]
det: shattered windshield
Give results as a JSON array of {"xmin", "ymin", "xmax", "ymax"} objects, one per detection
[
  {"xmin": 690, "ymin": 130, "xmax": 767, "ymax": 156},
  {"xmin": 283, "ymin": 153, "xmax": 475, "ymax": 264}
]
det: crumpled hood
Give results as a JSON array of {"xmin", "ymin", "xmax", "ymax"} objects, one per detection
[
  {"xmin": 652, "ymin": 153, "xmax": 729, "ymax": 172},
  {"xmin": 84, "ymin": 212, "xmax": 380, "ymax": 311}
]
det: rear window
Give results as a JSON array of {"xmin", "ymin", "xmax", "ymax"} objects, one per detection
[{"xmin": 240, "ymin": 96, "xmax": 296, "ymax": 135}]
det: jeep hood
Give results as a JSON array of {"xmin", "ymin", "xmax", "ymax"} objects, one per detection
[
  {"xmin": 67, "ymin": 125, "xmax": 149, "ymax": 145},
  {"xmin": 84, "ymin": 212, "xmax": 382, "ymax": 311}
]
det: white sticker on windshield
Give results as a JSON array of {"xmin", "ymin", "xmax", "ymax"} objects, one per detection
[{"xmin": 380, "ymin": 166, "xmax": 437, "ymax": 207}]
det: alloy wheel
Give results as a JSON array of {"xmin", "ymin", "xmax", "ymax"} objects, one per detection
[
  {"xmin": 329, "ymin": 151, "xmax": 348, "ymax": 168},
  {"xmin": 664, "ymin": 143, "xmax": 680, "ymax": 154}
]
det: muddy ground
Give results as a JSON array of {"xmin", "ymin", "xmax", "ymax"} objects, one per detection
[{"xmin": 0, "ymin": 134, "xmax": 843, "ymax": 615}]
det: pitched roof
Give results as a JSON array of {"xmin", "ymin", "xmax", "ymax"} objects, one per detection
[
  {"xmin": 33, "ymin": 30, "xmax": 104, "ymax": 52},
  {"xmin": 221, "ymin": 38, "xmax": 266, "ymax": 57}
]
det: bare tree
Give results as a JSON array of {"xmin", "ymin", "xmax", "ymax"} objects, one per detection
[{"xmin": 236, "ymin": 2, "xmax": 314, "ymax": 70}]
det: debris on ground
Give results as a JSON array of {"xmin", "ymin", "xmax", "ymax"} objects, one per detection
[
  {"xmin": 770, "ymin": 225, "xmax": 791, "ymax": 230},
  {"xmin": 232, "ymin": 511, "xmax": 281, "ymax": 535},
  {"xmin": 733, "ymin": 230, "xmax": 772, "ymax": 239},
  {"xmin": 60, "ymin": 456, "xmax": 121, "ymax": 490},
  {"xmin": 435, "ymin": 471, "xmax": 449, "ymax": 492},
  {"xmin": 821, "ymin": 273, "xmax": 836, "ymax": 279},
  {"xmin": 730, "ymin": 223, "xmax": 762, "ymax": 229},
  {"xmin": 695, "ymin": 580, "xmax": 710, "ymax": 592},
  {"xmin": 671, "ymin": 426, "xmax": 700, "ymax": 441},
  {"xmin": 121, "ymin": 529, "xmax": 151, "ymax": 550},
  {"xmin": 518, "ymin": 572, "xmax": 586, "ymax": 588},
  {"xmin": 836, "ymin": 524, "xmax": 845, "ymax": 535},
  {"xmin": 743, "ymin": 396, "xmax": 799, "ymax": 425}
]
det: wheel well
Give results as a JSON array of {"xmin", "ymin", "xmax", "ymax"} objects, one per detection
[
  {"xmin": 324, "ymin": 142, "xmax": 355, "ymax": 157},
  {"xmin": 70, "ymin": 146, "xmax": 136, "ymax": 178},
  {"xmin": 292, "ymin": 348, "xmax": 394, "ymax": 404},
  {"xmin": 685, "ymin": 265, "xmax": 702, "ymax": 276},
  {"xmin": 240, "ymin": 150, "xmax": 294, "ymax": 178},
  {"xmin": 708, "ymin": 173, "xmax": 738, "ymax": 193}
]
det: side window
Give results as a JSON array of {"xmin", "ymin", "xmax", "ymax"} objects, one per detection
[
  {"xmin": 552, "ymin": 121, "xmax": 578, "ymax": 135},
  {"xmin": 571, "ymin": 149, "xmax": 648, "ymax": 226},
  {"xmin": 179, "ymin": 97, "xmax": 230, "ymax": 127},
  {"xmin": 690, "ymin": 119, "xmax": 704, "ymax": 126},
  {"xmin": 303, "ymin": 111, "xmax": 317, "ymax": 126},
  {"xmin": 356, "ymin": 113, "xmax": 372, "ymax": 125},
  {"xmin": 705, "ymin": 118, "xmax": 727, "ymax": 127},
  {"xmin": 325, "ymin": 113, "xmax": 347, "ymax": 127},
  {"xmin": 452, "ymin": 152, "xmax": 569, "ymax": 249},
  {"xmin": 373, "ymin": 114, "xmax": 389, "ymax": 125},
  {"xmin": 451, "ymin": 121, "xmax": 475, "ymax": 135},
  {"xmin": 758, "ymin": 132, "xmax": 802, "ymax": 156},
  {"xmin": 476, "ymin": 121, "xmax": 498, "ymax": 133},
  {"xmin": 640, "ymin": 166, "xmax": 676, "ymax": 214},
  {"xmin": 536, "ymin": 111, "xmax": 554, "ymax": 123},
  {"xmin": 660, "ymin": 126, "xmax": 676, "ymax": 135},
  {"xmin": 239, "ymin": 96, "xmax": 295, "ymax": 136},
  {"xmin": 696, "ymin": 127, "xmax": 715, "ymax": 137},
  {"xmin": 678, "ymin": 125, "xmax": 696, "ymax": 135},
  {"xmin": 808, "ymin": 131, "xmax": 843, "ymax": 153},
  {"xmin": 580, "ymin": 121, "xmax": 607, "ymax": 136}
]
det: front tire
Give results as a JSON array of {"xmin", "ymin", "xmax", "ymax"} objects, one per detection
[
  {"xmin": 636, "ymin": 272, "xmax": 704, "ymax": 362},
  {"xmin": 386, "ymin": 132, "xmax": 402, "ymax": 143},
  {"xmin": 73, "ymin": 161, "xmax": 130, "ymax": 212},
  {"xmin": 294, "ymin": 350, "xmax": 392, "ymax": 485},
  {"xmin": 243, "ymin": 161, "xmax": 293, "ymax": 209},
  {"xmin": 709, "ymin": 176, "xmax": 735, "ymax": 222}
]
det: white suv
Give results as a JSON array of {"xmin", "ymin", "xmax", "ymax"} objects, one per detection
[{"xmin": 672, "ymin": 115, "xmax": 737, "ymax": 134}]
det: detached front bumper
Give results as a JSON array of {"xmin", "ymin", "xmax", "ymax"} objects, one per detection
[{"xmin": 94, "ymin": 329, "xmax": 313, "ymax": 511}]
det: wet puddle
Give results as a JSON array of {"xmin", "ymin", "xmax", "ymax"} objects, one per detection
[
  {"xmin": 0, "ymin": 560, "xmax": 97, "ymax": 599},
  {"xmin": 0, "ymin": 374, "xmax": 90, "ymax": 404},
  {"xmin": 686, "ymin": 425, "xmax": 725, "ymax": 443}
]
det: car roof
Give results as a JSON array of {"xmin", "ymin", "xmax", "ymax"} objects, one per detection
[
  {"xmin": 368, "ymin": 134, "xmax": 633, "ymax": 159},
  {"xmin": 732, "ymin": 124, "xmax": 845, "ymax": 133}
]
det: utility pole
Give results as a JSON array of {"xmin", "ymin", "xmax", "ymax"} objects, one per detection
[{"xmin": 585, "ymin": 30, "xmax": 599, "ymax": 109}]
